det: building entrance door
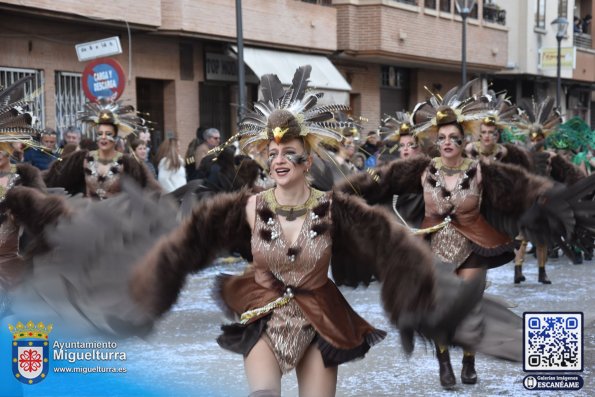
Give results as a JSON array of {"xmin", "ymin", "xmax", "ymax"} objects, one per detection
[
  {"xmin": 199, "ymin": 82, "xmax": 231, "ymax": 140},
  {"xmin": 136, "ymin": 78, "xmax": 165, "ymax": 145}
]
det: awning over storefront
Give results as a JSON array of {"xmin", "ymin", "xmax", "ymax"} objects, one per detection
[{"xmin": 231, "ymin": 46, "xmax": 351, "ymax": 105}]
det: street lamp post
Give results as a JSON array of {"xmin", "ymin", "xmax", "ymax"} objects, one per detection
[
  {"xmin": 551, "ymin": 17, "xmax": 569, "ymax": 109},
  {"xmin": 455, "ymin": 0, "xmax": 477, "ymax": 85}
]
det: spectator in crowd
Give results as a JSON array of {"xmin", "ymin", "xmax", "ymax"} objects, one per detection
[
  {"xmin": 157, "ymin": 134, "xmax": 186, "ymax": 193},
  {"xmin": 131, "ymin": 138, "xmax": 157, "ymax": 179},
  {"xmin": 574, "ymin": 16, "xmax": 582, "ymax": 33},
  {"xmin": 194, "ymin": 127, "xmax": 221, "ymax": 167},
  {"xmin": 62, "ymin": 126, "xmax": 82, "ymax": 149},
  {"xmin": 23, "ymin": 128, "xmax": 59, "ymax": 170},
  {"xmin": 582, "ymin": 14, "xmax": 592, "ymax": 34}
]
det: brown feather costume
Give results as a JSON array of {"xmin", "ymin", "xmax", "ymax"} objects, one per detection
[
  {"xmin": 44, "ymin": 149, "xmax": 160, "ymax": 197},
  {"xmin": 130, "ymin": 187, "xmax": 482, "ymax": 363}
]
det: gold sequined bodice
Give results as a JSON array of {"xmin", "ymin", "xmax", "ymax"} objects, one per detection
[
  {"xmin": 84, "ymin": 151, "xmax": 123, "ymax": 200},
  {"xmin": 251, "ymin": 189, "xmax": 332, "ymax": 372},
  {"xmin": 423, "ymin": 158, "xmax": 482, "ymax": 266}
]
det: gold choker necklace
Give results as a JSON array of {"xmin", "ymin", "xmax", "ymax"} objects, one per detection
[
  {"xmin": 264, "ymin": 188, "xmax": 323, "ymax": 221},
  {"xmin": 435, "ymin": 158, "xmax": 471, "ymax": 176}
]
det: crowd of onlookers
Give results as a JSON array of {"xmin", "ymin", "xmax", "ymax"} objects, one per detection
[
  {"xmin": 574, "ymin": 14, "xmax": 592, "ymax": 34},
  {"xmin": 14, "ymin": 120, "xmax": 595, "ymax": 197}
]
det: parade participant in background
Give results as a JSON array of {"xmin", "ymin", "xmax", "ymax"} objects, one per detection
[
  {"xmin": 44, "ymin": 97, "xmax": 160, "ymax": 199},
  {"xmin": 379, "ymin": 111, "xmax": 426, "ymax": 228},
  {"xmin": 128, "ymin": 66, "xmax": 484, "ymax": 397},
  {"xmin": 0, "ymin": 77, "xmax": 47, "ymax": 290},
  {"xmin": 464, "ymin": 92, "xmax": 531, "ymax": 169},
  {"xmin": 336, "ymin": 81, "xmax": 595, "ymax": 389},
  {"xmin": 463, "ymin": 92, "xmax": 534, "ymax": 283},
  {"xmin": 380, "ymin": 111, "xmax": 423, "ymax": 159},
  {"xmin": 512, "ymin": 97, "xmax": 586, "ymax": 279},
  {"xmin": 546, "ymin": 116, "xmax": 595, "ymax": 176}
]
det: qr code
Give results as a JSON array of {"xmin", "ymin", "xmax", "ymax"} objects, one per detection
[{"xmin": 524, "ymin": 312, "xmax": 583, "ymax": 371}]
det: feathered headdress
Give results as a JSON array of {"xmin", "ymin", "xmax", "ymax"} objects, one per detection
[
  {"xmin": 335, "ymin": 111, "xmax": 363, "ymax": 142},
  {"xmin": 212, "ymin": 65, "xmax": 352, "ymax": 167},
  {"xmin": 412, "ymin": 79, "xmax": 490, "ymax": 140},
  {"xmin": 514, "ymin": 97, "xmax": 562, "ymax": 141},
  {"xmin": 545, "ymin": 116, "xmax": 595, "ymax": 153},
  {"xmin": 78, "ymin": 97, "xmax": 146, "ymax": 138},
  {"xmin": 0, "ymin": 76, "xmax": 43, "ymax": 154},
  {"xmin": 380, "ymin": 111, "xmax": 415, "ymax": 143},
  {"xmin": 481, "ymin": 91, "xmax": 518, "ymax": 128}
]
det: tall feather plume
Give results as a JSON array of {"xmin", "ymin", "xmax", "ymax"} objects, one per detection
[
  {"xmin": 78, "ymin": 97, "xmax": 146, "ymax": 138},
  {"xmin": 260, "ymin": 73, "xmax": 284, "ymax": 106},
  {"xmin": 289, "ymin": 65, "xmax": 312, "ymax": 103},
  {"xmin": 537, "ymin": 97, "xmax": 555, "ymax": 125},
  {"xmin": 211, "ymin": 64, "xmax": 355, "ymax": 169},
  {"xmin": 0, "ymin": 77, "xmax": 43, "ymax": 154},
  {"xmin": 0, "ymin": 76, "xmax": 34, "ymax": 106},
  {"xmin": 411, "ymin": 80, "xmax": 490, "ymax": 140},
  {"xmin": 514, "ymin": 97, "xmax": 561, "ymax": 139}
]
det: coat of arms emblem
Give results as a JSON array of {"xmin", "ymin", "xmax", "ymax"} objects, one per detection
[{"xmin": 9, "ymin": 321, "xmax": 52, "ymax": 385}]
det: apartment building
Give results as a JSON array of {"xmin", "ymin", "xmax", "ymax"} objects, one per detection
[
  {"xmin": 494, "ymin": 0, "xmax": 595, "ymax": 125},
  {"xmin": 4, "ymin": 1, "xmax": 590, "ymax": 147},
  {"xmin": 0, "ymin": 0, "xmax": 343, "ymax": 148}
]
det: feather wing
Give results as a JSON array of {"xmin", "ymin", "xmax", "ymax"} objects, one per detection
[{"xmin": 259, "ymin": 73, "xmax": 284, "ymax": 106}]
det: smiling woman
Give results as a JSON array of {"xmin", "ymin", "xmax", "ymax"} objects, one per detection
[
  {"xmin": 44, "ymin": 97, "xmax": 161, "ymax": 199},
  {"xmin": 129, "ymin": 66, "xmax": 484, "ymax": 397}
]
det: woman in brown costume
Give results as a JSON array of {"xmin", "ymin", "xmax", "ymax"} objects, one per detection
[
  {"xmin": 337, "ymin": 82, "xmax": 595, "ymax": 389},
  {"xmin": 128, "ymin": 66, "xmax": 483, "ymax": 397},
  {"xmin": 44, "ymin": 97, "xmax": 159, "ymax": 199},
  {"xmin": 0, "ymin": 77, "xmax": 48, "ymax": 291}
]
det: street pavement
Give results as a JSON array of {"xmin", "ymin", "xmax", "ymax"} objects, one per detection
[{"xmin": 119, "ymin": 253, "xmax": 594, "ymax": 396}]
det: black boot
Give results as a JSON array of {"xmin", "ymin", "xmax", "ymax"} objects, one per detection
[
  {"xmin": 514, "ymin": 265, "xmax": 525, "ymax": 284},
  {"xmin": 461, "ymin": 353, "xmax": 478, "ymax": 384},
  {"xmin": 437, "ymin": 347, "xmax": 456, "ymax": 389},
  {"xmin": 538, "ymin": 267, "xmax": 551, "ymax": 284}
]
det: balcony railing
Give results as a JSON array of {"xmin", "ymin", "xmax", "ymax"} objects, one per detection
[
  {"xmin": 483, "ymin": 5, "xmax": 506, "ymax": 25},
  {"xmin": 392, "ymin": 0, "xmax": 419, "ymax": 5},
  {"xmin": 300, "ymin": 0, "xmax": 333, "ymax": 5},
  {"xmin": 574, "ymin": 33, "xmax": 592, "ymax": 49}
]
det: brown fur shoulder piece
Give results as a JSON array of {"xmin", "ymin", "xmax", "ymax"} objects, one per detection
[
  {"xmin": 501, "ymin": 144, "xmax": 532, "ymax": 171},
  {"xmin": 130, "ymin": 189, "xmax": 252, "ymax": 317},
  {"xmin": 44, "ymin": 149, "xmax": 88, "ymax": 195},
  {"xmin": 16, "ymin": 163, "xmax": 46, "ymax": 191},
  {"xmin": 480, "ymin": 160, "xmax": 553, "ymax": 216},
  {"xmin": 549, "ymin": 154, "xmax": 585, "ymax": 186},
  {"xmin": 0, "ymin": 186, "xmax": 68, "ymax": 239},
  {"xmin": 233, "ymin": 157, "xmax": 260, "ymax": 190},
  {"xmin": 335, "ymin": 156, "xmax": 430, "ymax": 204},
  {"xmin": 119, "ymin": 154, "xmax": 161, "ymax": 191},
  {"xmin": 330, "ymin": 191, "xmax": 435, "ymax": 324}
]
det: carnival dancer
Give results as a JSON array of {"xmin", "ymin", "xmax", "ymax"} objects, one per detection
[
  {"xmin": 379, "ymin": 111, "xmax": 426, "ymax": 228},
  {"xmin": 44, "ymin": 97, "xmax": 159, "ymax": 199},
  {"xmin": 0, "ymin": 77, "xmax": 47, "ymax": 291},
  {"xmin": 336, "ymin": 81, "xmax": 595, "ymax": 389},
  {"xmin": 464, "ymin": 91, "xmax": 531, "ymax": 169},
  {"xmin": 512, "ymin": 97, "xmax": 586, "ymax": 282},
  {"xmin": 128, "ymin": 66, "xmax": 484, "ymax": 397}
]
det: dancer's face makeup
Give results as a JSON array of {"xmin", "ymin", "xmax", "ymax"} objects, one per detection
[
  {"xmin": 437, "ymin": 124, "xmax": 464, "ymax": 161},
  {"xmin": 97, "ymin": 124, "xmax": 117, "ymax": 151},
  {"xmin": 398, "ymin": 135, "xmax": 420, "ymax": 158},
  {"xmin": 267, "ymin": 139, "xmax": 311, "ymax": 186},
  {"xmin": 479, "ymin": 124, "xmax": 499, "ymax": 147}
]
